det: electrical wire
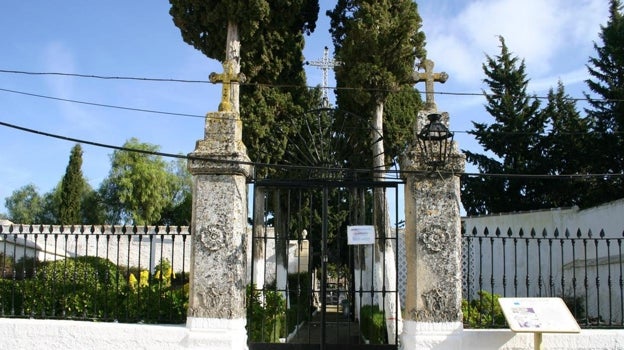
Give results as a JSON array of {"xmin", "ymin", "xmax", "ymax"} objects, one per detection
[
  {"xmin": 1, "ymin": 68, "xmax": 621, "ymax": 103},
  {"xmin": 0, "ymin": 87, "xmax": 205, "ymax": 119},
  {"xmin": 2, "ymin": 86, "xmax": 623, "ymax": 136},
  {"xmin": 0, "ymin": 119, "xmax": 622, "ymax": 180}
]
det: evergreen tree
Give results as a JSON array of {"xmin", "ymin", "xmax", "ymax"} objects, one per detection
[
  {"xmin": 328, "ymin": 0, "xmax": 426, "ymax": 171},
  {"xmin": 169, "ymin": 0, "xmax": 321, "ymax": 175},
  {"xmin": 538, "ymin": 82, "xmax": 593, "ymax": 207},
  {"xmin": 59, "ymin": 144, "xmax": 85, "ymax": 224},
  {"xmin": 462, "ymin": 37, "xmax": 544, "ymax": 215},
  {"xmin": 584, "ymin": 0, "xmax": 624, "ymax": 204}
]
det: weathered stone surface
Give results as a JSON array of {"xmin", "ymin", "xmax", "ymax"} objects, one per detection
[
  {"xmin": 188, "ymin": 111, "xmax": 251, "ymax": 177},
  {"xmin": 400, "ymin": 109, "xmax": 465, "ymax": 323},
  {"xmin": 187, "ymin": 108, "xmax": 251, "ymax": 323}
]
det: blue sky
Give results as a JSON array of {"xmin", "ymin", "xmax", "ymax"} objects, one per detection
[{"xmin": 0, "ymin": 0, "xmax": 609, "ymax": 216}]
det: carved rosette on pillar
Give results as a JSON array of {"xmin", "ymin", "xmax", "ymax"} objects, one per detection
[
  {"xmin": 184, "ymin": 110, "xmax": 251, "ymax": 350},
  {"xmin": 399, "ymin": 109, "xmax": 466, "ymax": 350}
]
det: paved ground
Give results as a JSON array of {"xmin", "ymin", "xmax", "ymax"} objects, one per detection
[{"xmin": 288, "ymin": 307, "xmax": 362, "ymax": 345}]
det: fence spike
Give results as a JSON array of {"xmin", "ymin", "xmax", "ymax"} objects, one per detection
[
  {"xmin": 519, "ymin": 228, "xmax": 525, "ymax": 237},
  {"xmin": 542, "ymin": 228, "xmax": 548, "ymax": 238},
  {"xmin": 484, "ymin": 227, "xmax": 490, "ymax": 236},
  {"xmin": 495, "ymin": 227, "xmax": 501, "ymax": 237},
  {"xmin": 507, "ymin": 227, "xmax": 513, "ymax": 237},
  {"xmin": 18, "ymin": 224, "xmax": 24, "ymax": 233},
  {"xmin": 530, "ymin": 228, "xmax": 537, "ymax": 238},
  {"xmin": 554, "ymin": 228, "xmax": 560, "ymax": 238},
  {"xmin": 599, "ymin": 229, "xmax": 605, "ymax": 238},
  {"xmin": 587, "ymin": 229, "xmax": 593, "ymax": 238}
]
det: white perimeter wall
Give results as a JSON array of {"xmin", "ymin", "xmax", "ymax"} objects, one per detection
[{"xmin": 0, "ymin": 318, "xmax": 623, "ymax": 349}]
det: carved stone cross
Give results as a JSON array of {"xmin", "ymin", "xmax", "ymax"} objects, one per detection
[
  {"xmin": 412, "ymin": 58, "xmax": 448, "ymax": 109},
  {"xmin": 209, "ymin": 59, "xmax": 245, "ymax": 113}
]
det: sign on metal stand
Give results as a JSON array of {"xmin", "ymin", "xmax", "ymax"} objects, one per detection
[{"xmin": 499, "ymin": 297, "xmax": 581, "ymax": 350}]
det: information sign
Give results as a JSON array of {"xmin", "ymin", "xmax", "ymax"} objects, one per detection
[{"xmin": 347, "ymin": 225, "xmax": 375, "ymax": 245}]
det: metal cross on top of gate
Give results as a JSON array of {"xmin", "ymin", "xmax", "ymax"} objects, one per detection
[
  {"xmin": 209, "ymin": 59, "xmax": 246, "ymax": 112},
  {"xmin": 412, "ymin": 58, "xmax": 448, "ymax": 110}
]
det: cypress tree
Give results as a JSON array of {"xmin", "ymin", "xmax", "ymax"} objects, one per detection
[{"xmin": 59, "ymin": 144, "xmax": 85, "ymax": 224}]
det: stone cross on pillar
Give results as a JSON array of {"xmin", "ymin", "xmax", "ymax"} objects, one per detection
[
  {"xmin": 184, "ymin": 20, "xmax": 251, "ymax": 350},
  {"xmin": 209, "ymin": 59, "xmax": 246, "ymax": 113},
  {"xmin": 412, "ymin": 58, "xmax": 448, "ymax": 110}
]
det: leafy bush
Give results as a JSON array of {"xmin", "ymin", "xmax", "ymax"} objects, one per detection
[
  {"xmin": 246, "ymin": 284, "xmax": 286, "ymax": 342},
  {"xmin": 0, "ymin": 253, "xmax": 14, "ymax": 278},
  {"xmin": 462, "ymin": 290, "xmax": 506, "ymax": 328},
  {"xmin": 27, "ymin": 256, "xmax": 126, "ymax": 318},
  {"xmin": 360, "ymin": 304, "xmax": 386, "ymax": 344},
  {"xmin": 286, "ymin": 272, "xmax": 312, "ymax": 334},
  {"xmin": 0, "ymin": 256, "xmax": 187, "ymax": 323}
]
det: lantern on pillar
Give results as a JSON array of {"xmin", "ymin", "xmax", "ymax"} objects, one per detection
[{"xmin": 417, "ymin": 113, "xmax": 454, "ymax": 168}]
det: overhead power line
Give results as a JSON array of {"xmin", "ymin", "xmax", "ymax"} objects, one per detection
[
  {"xmin": 0, "ymin": 119, "xmax": 622, "ymax": 181},
  {"xmin": 2, "ymin": 86, "xmax": 622, "ymax": 136},
  {"xmin": 0, "ymin": 87, "xmax": 205, "ymax": 119},
  {"xmin": 1, "ymin": 68, "xmax": 620, "ymax": 103}
]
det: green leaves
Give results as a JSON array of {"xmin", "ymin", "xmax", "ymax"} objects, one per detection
[{"xmin": 103, "ymin": 138, "xmax": 176, "ymax": 225}]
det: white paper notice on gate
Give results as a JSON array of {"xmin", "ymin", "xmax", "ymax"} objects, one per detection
[{"xmin": 347, "ymin": 225, "xmax": 376, "ymax": 245}]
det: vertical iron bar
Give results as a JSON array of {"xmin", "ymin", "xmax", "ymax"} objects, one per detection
[
  {"xmin": 582, "ymin": 230, "xmax": 589, "ymax": 326},
  {"xmin": 607, "ymin": 238, "xmax": 612, "ymax": 326},
  {"xmin": 321, "ymin": 185, "xmax": 328, "ymax": 349}
]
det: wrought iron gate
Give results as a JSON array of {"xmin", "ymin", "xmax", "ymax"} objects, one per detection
[{"xmin": 247, "ymin": 176, "xmax": 401, "ymax": 350}]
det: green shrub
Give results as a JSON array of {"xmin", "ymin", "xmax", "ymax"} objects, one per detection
[
  {"xmin": 360, "ymin": 304, "xmax": 386, "ymax": 344},
  {"xmin": 286, "ymin": 272, "xmax": 312, "ymax": 334},
  {"xmin": 27, "ymin": 256, "xmax": 126, "ymax": 318},
  {"xmin": 0, "ymin": 256, "xmax": 187, "ymax": 323},
  {"xmin": 0, "ymin": 253, "xmax": 14, "ymax": 278},
  {"xmin": 246, "ymin": 284, "xmax": 286, "ymax": 342},
  {"xmin": 462, "ymin": 290, "xmax": 506, "ymax": 328}
]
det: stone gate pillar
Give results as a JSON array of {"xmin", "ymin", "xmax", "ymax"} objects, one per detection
[
  {"xmin": 184, "ymin": 109, "xmax": 251, "ymax": 349},
  {"xmin": 399, "ymin": 110, "xmax": 465, "ymax": 350}
]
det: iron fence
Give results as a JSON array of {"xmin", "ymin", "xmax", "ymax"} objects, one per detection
[
  {"xmin": 0, "ymin": 224, "xmax": 190, "ymax": 323},
  {"xmin": 462, "ymin": 226, "xmax": 624, "ymax": 328}
]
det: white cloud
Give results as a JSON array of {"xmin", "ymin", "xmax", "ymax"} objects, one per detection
[{"xmin": 423, "ymin": 0, "xmax": 608, "ymax": 87}]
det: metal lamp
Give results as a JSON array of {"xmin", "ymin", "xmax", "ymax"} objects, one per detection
[{"xmin": 417, "ymin": 113, "xmax": 454, "ymax": 168}]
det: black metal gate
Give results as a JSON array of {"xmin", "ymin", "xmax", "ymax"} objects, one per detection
[{"xmin": 247, "ymin": 176, "xmax": 401, "ymax": 350}]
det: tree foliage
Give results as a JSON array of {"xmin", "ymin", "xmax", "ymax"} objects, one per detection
[
  {"xmin": 59, "ymin": 144, "xmax": 86, "ymax": 224},
  {"xmin": 169, "ymin": 0, "xmax": 321, "ymax": 176},
  {"xmin": 462, "ymin": 37, "xmax": 545, "ymax": 215},
  {"xmin": 4, "ymin": 184, "xmax": 43, "ymax": 224},
  {"xmin": 328, "ymin": 0, "xmax": 426, "ymax": 169},
  {"xmin": 100, "ymin": 138, "xmax": 174, "ymax": 225},
  {"xmin": 584, "ymin": 0, "xmax": 624, "ymax": 204}
]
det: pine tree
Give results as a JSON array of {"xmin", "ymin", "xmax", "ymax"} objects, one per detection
[
  {"xmin": 538, "ymin": 82, "xmax": 592, "ymax": 207},
  {"xmin": 462, "ymin": 37, "xmax": 544, "ymax": 215},
  {"xmin": 584, "ymin": 0, "xmax": 624, "ymax": 204},
  {"xmin": 59, "ymin": 144, "xmax": 85, "ymax": 224}
]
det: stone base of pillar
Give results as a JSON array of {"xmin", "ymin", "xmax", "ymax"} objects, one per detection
[
  {"xmin": 183, "ymin": 318, "xmax": 247, "ymax": 350},
  {"xmin": 400, "ymin": 321, "xmax": 463, "ymax": 350}
]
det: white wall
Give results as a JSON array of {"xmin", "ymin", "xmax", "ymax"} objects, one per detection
[
  {"xmin": 0, "ymin": 224, "xmax": 191, "ymax": 273},
  {"xmin": 461, "ymin": 198, "xmax": 624, "ymax": 322},
  {"xmin": 1, "ymin": 318, "xmax": 623, "ymax": 349}
]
